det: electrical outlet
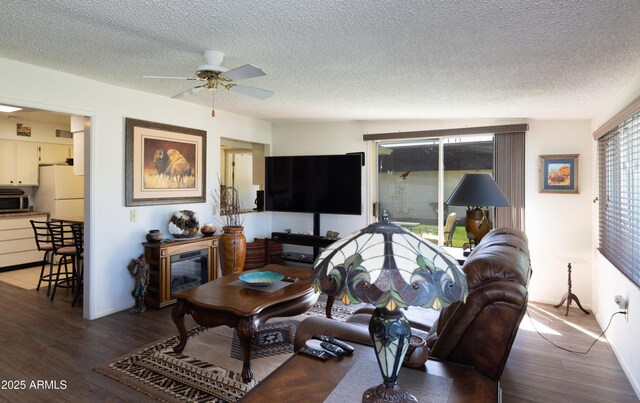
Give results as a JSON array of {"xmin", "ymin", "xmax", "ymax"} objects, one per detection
[
  {"xmin": 130, "ymin": 209, "xmax": 138, "ymax": 222},
  {"xmin": 614, "ymin": 295, "xmax": 628, "ymax": 320}
]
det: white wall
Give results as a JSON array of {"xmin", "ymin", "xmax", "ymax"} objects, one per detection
[
  {"xmin": 0, "ymin": 57, "xmax": 273, "ymax": 319},
  {"xmin": 525, "ymin": 120, "xmax": 593, "ymax": 306},
  {"xmin": 590, "ymin": 73, "xmax": 640, "ymax": 397},
  {"xmin": 272, "ymin": 118, "xmax": 594, "ymax": 308},
  {"xmin": 270, "ymin": 122, "xmax": 369, "ymax": 240}
]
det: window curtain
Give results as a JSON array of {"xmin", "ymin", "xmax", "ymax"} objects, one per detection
[{"xmin": 493, "ymin": 132, "xmax": 525, "ymax": 231}]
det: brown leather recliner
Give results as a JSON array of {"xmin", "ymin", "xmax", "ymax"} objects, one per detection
[{"xmin": 295, "ymin": 227, "xmax": 532, "ymax": 381}]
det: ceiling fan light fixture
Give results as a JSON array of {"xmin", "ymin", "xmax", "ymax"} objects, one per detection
[
  {"xmin": 145, "ymin": 50, "xmax": 272, "ymax": 103},
  {"xmin": 203, "ymin": 50, "xmax": 225, "ymax": 66},
  {"xmin": 196, "ymin": 64, "xmax": 228, "ymax": 74}
]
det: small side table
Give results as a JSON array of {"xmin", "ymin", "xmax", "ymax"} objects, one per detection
[
  {"xmin": 554, "ymin": 261, "xmax": 590, "ymax": 316},
  {"xmin": 442, "ymin": 246, "xmax": 467, "ymax": 265}
]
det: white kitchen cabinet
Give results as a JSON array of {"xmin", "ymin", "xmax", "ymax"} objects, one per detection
[
  {"xmin": 0, "ymin": 213, "xmax": 48, "ymax": 268},
  {"xmin": 0, "ymin": 140, "xmax": 39, "ymax": 186},
  {"xmin": 38, "ymin": 143, "xmax": 73, "ymax": 165}
]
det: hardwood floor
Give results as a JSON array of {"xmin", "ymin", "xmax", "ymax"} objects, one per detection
[
  {"xmin": 0, "ymin": 280, "xmax": 636, "ymax": 402},
  {"xmin": 502, "ymin": 303, "xmax": 637, "ymax": 402}
]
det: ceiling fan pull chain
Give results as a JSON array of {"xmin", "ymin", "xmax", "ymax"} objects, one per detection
[{"xmin": 211, "ymin": 91, "xmax": 216, "ymax": 118}]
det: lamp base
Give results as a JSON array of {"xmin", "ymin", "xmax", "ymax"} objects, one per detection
[
  {"xmin": 365, "ymin": 308, "xmax": 414, "ymax": 403},
  {"xmin": 363, "ymin": 383, "xmax": 418, "ymax": 403},
  {"xmin": 465, "ymin": 208, "xmax": 490, "ymax": 245}
]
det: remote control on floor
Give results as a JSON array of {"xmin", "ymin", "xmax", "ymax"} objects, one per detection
[
  {"xmin": 312, "ymin": 335, "xmax": 355, "ymax": 354},
  {"xmin": 299, "ymin": 346, "xmax": 331, "ymax": 361}
]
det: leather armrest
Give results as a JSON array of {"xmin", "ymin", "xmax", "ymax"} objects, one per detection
[
  {"xmin": 295, "ymin": 315, "xmax": 431, "ymax": 368},
  {"xmin": 293, "ymin": 316, "xmax": 372, "ymax": 351},
  {"xmin": 352, "ymin": 305, "xmax": 439, "ymax": 332}
]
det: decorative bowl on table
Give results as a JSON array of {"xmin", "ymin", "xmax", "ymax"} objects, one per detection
[
  {"xmin": 146, "ymin": 229, "xmax": 163, "ymax": 243},
  {"xmin": 239, "ymin": 271, "xmax": 284, "ymax": 287},
  {"xmin": 200, "ymin": 223, "xmax": 217, "ymax": 236}
]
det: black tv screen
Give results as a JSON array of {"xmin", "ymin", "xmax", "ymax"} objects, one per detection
[{"xmin": 265, "ymin": 154, "xmax": 362, "ymax": 215}]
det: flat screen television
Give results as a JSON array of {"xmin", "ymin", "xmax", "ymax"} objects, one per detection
[{"xmin": 265, "ymin": 154, "xmax": 362, "ymax": 215}]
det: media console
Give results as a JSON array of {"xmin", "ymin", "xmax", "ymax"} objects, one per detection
[
  {"xmin": 266, "ymin": 232, "xmax": 338, "ymax": 264},
  {"xmin": 266, "ymin": 231, "xmax": 340, "ymax": 319}
]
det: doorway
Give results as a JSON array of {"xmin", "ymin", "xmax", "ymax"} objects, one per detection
[{"xmin": 0, "ymin": 103, "xmax": 89, "ymax": 311}]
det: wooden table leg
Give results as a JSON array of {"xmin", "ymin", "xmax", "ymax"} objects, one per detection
[
  {"xmin": 171, "ymin": 300, "xmax": 191, "ymax": 353},
  {"xmin": 554, "ymin": 263, "xmax": 590, "ymax": 316},
  {"xmin": 237, "ymin": 316, "xmax": 258, "ymax": 383}
]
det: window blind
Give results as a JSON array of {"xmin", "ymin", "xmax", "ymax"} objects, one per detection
[{"xmin": 598, "ymin": 110, "xmax": 640, "ymax": 286}]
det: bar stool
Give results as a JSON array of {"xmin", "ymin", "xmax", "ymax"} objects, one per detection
[
  {"xmin": 47, "ymin": 221, "xmax": 79, "ymax": 302},
  {"xmin": 71, "ymin": 223, "xmax": 84, "ymax": 307},
  {"xmin": 30, "ymin": 220, "xmax": 55, "ymax": 296}
]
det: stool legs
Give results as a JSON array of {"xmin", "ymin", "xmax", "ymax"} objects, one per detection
[
  {"xmin": 72, "ymin": 257, "xmax": 83, "ymax": 307},
  {"xmin": 36, "ymin": 250, "xmax": 54, "ymax": 294},
  {"xmin": 50, "ymin": 255, "xmax": 76, "ymax": 302}
]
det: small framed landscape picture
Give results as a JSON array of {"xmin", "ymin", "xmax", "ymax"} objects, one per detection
[{"xmin": 539, "ymin": 154, "xmax": 579, "ymax": 194}]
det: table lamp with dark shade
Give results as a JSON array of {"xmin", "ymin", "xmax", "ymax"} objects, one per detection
[
  {"xmin": 312, "ymin": 214, "xmax": 468, "ymax": 403},
  {"xmin": 446, "ymin": 173, "xmax": 510, "ymax": 249}
]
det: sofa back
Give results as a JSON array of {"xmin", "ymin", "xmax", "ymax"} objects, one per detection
[{"xmin": 427, "ymin": 227, "xmax": 532, "ymax": 381}]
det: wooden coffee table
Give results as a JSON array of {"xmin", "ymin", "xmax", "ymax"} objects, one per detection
[{"xmin": 171, "ymin": 264, "xmax": 318, "ymax": 383}]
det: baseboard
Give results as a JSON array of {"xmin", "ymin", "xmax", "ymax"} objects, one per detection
[
  {"xmin": 593, "ymin": 310, "xmax": 640, "ymax": 399},
  {"xmin": 0, "ymin": 261, "xmax": 40, "ymax": 273}
]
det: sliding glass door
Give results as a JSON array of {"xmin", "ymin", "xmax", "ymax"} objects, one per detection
[{"xmin": 376, "ymin": 135, "xmax": 494, "ymax": 247}]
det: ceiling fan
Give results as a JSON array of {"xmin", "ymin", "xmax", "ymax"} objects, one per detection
[{"xmin": 144, "ymin": 50, "xmax": 273, "ymax": 117}]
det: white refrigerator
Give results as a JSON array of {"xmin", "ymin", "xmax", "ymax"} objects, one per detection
[{"xmin": 34, "ymin": 165, "xmax": 84, "ymax": 220}]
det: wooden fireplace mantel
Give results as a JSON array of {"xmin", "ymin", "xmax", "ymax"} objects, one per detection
[{"xmin": 143, "ymin": 236, "xmax": 219, "ymax": 308}]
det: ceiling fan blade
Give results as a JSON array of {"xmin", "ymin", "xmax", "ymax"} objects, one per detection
[
  {"xmin": 222, "ymin": 64, "xmax": 266, "ymax": 81},
  {"xmin": 228, "ymin": 85, "xmax": 273, "ymax": 100},
  {"xmin": 172, "ymin": 85, "xmax": 205, "ymax": 99},
  {"xmin": 144, "ymin": 75, "xmax": 200, "ymax": 81}
]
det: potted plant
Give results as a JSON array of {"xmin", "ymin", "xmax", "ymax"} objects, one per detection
[{"xmin": 212, "ymin": 183, "xmax": 246, "ymax": 275}]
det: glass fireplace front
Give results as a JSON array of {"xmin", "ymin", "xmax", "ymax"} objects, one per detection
[{"xmin": 170, "ymin": 248, "xmax": 208, "ymax": 295}]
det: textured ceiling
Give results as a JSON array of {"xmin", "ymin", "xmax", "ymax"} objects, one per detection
[{"xmin": 1, "ymin": 0, "xmax": 639, "ymax": 122}]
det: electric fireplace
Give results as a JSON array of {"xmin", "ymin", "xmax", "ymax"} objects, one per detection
[
  {"xmin": 143, "ymin": 237, "xmax": 219, "ymax": 308},
  {"xmin": 170, "ymin": 249, "xmax": 209, "ymax": 294}
]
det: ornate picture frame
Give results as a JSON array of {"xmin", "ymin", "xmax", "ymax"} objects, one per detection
[
  {"xmin": 539, "ymin": 154, "xmax": 579, "ymax": 194},
  {"xmin": 125, "ymin": 118, "xmax": 206, "ymax": 206}
]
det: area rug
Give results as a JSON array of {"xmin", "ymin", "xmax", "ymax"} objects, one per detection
[
  {"xmin": 230, "ymin": 320, "xmax": 298, "ymax": 360},
  {"xmin": 304, "ymin": 301, "xmax": 359, "ymax": 321},
  {"xmin": 96, "ymin": 303, "xmax": 355, "ymax": 403}
]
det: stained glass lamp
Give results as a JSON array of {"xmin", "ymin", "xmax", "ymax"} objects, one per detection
[{"xmin": 311, "ymin": 214, "xmax": 468, "ymax": 402}]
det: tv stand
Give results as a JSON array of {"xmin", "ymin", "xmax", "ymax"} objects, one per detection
[
  {"xmin": 266, "ymin": 229, "xmax": 339, "ymax": 319},
  {"xmin": 266, "ymin": 232, "xmax": 336, "ymax": 263}
]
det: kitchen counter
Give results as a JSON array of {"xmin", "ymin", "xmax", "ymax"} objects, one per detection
[
  {"xmin": 0, "ymin": 211, "xmax": 50, "ymax": 269},
  {"xmin": 0, "ymin": 211, "xmax": 50, "ymax": 218}
]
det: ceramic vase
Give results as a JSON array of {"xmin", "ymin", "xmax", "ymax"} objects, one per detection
[{"xmin": 220, "ymin": 226, "xmax": 246, "ymax": 275}]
